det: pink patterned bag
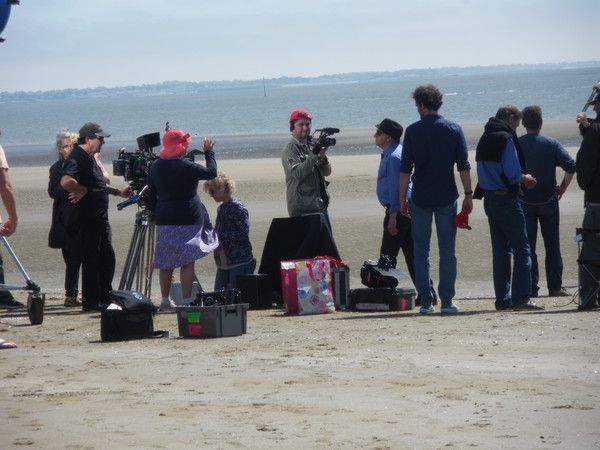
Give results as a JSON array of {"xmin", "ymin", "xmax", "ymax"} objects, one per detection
[{"xmin": 280, "ymin": 258, "xmax": 335, "ymax": 315}]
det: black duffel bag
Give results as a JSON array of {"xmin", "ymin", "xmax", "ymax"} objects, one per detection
[
  {"xmin": 101, "ymin": 290, "xmax": 166, "ymax": 341},
  {"xmin": 360, "ymin": 258, "xmax": 399, "ymax": 289}
]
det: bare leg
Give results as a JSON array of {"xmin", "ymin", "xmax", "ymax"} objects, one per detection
[
  {"xmin": 159, "ymin": 268, "xmax": 174, "ymax": 299},
  {"xmin": 180, "ymin": 262, "xmax": 195, "ymax": 299}
]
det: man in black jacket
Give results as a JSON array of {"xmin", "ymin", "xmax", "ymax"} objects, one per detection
[{"xmin": 576, "ymin": 88, "xmax": 600, "ymax": 309}]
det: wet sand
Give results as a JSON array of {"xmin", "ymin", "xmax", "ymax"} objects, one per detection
[{"xmin": 1, "ymin": 121, "xmax": 599, "ymax": 448}]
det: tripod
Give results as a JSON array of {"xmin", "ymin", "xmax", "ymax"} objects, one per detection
[{"xmin": 118, "ymin": 208, "xmax": 155, "ymax": 298}]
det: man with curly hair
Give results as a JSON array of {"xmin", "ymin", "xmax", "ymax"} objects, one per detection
[{"xmin": 399, "ymin": 85, "xmax": 472, "ymax": 315}]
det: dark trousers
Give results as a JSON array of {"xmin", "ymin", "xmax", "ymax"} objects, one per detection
[
  {"xmin": 380, "ymin": 211, "xmax": 416, "ymax": 281},
  {"xmin": 523, "ymin": 199, "xmax": 563, "ymax": 294},
  {"xmin": 61, "ymin": 238, "xmax": 81, "ymax": 299},
  {"xmin": 380, "ymin": 210, "xmax": 436, "ymax": 301},
  {"xmin": 78, "ymin": 220, "xmax": 115, "ymax": 310}
]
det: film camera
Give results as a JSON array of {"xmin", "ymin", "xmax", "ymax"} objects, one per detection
[
  {"xmin": 113, "ymin": 132, "xmax": 160, "ymax": 192},
  {"xmin": 308, "ymin": 127, "xmax": 339, "ymax": 155}
]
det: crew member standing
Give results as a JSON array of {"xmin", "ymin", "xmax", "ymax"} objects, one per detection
[
  {"xmin": 60, "ymin": 122, "xmax": 131, "ymax": 311},
  {"xmin": 281, "ymin": 109, "xmax": 332, "ymax": 226}
]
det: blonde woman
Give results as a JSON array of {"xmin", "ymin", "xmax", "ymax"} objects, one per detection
[{"xmin": 204, "ymin": 172, "xmax": 255, "ymax": 290}]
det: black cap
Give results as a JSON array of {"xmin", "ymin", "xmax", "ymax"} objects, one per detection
[
  {"xmin": 375, "ymin": 118, "xmax": 403, "ymax": 142},
  {"xmin": 78, "ymin": 122, "xmax": 110, "ymax": 139}
]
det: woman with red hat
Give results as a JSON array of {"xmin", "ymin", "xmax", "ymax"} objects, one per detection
[{"xmin": 146, "ymin": 129, "xmax": 219, "ymax": 310}]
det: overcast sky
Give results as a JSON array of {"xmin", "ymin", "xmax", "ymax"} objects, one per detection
[{"xmin": 1, "ymin": 0, "xmax": 596, "ymax": 92}]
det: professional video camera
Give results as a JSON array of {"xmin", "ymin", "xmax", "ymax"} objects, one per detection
[
  {"xmin": 308, "ymin": 127, "xmax": 339, "ymax": 155},
  {"xmin": 113, "ymin": 132, "xmax": 160, "ymax": 192}
]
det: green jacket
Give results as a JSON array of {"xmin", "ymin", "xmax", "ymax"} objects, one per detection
[{"xmin": 281, "ymin": 136, "xmax": 332, "ymax": 217}]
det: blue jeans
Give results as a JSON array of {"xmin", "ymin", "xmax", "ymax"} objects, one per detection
[
  {"xmin": 410, "ymin": 200, "xmax": 457, "ymax": 309},
  {"xmin": 214, "ymin": 259, "xmax": 256, "ymax": 291},
  {"xmin": 523, "ymin": 199, "xmax": 563, "ymax": 294},
  {"xmin": 483, "ymin": 192, "xmax": 532, "ymax": 306}
]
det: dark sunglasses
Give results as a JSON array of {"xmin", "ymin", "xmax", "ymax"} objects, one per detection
[{"xmin": 95, "ymin": 135, "xmax": 105, "ymax": 142}]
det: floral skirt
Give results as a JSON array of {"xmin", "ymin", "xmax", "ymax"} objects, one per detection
[{"xmin": 154, "ymin": 223, "xmax": 219, "ymax": 270}]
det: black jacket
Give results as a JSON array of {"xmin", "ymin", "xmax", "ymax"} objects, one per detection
[
  {"xmin": 576, "ymin": 122, "xmax": 600, "ymax": 204},
  {"xmin": 47, "ymin": 159, "xmax": 68, "ymax": 248}
]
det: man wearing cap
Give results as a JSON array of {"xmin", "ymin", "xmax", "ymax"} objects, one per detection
[
  {"xmin": 60, "ymin": 122, "xmax": 130, "ymax": 311},
  {"xmin": 282, "ymin": 109, "xmax": 332, "ymax": 222},
  {"xmin": 518, "ymin": 106, "xmax": 575, "ymax": 298},
  {"xmin": 399, "ymin": 85, "xmax": 472, "ymax": 315},
  {"xmin": 375, "ymin": 118, "xmax": 436, "ymax": 303},
  {"xmin": 475, "ymin": 105, "xmax": 541, "ymax": 311},
  {"xmin": 575, "ymin": 86, "xmax": 600, "ymax": 309}
]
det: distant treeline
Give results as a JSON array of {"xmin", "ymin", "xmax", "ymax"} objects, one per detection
[{"xmin": 2, "ymin": 61, "xmax": 599, "ymax": 102}]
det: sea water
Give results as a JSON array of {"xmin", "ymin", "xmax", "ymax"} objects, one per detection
[{"xmin": 0, "ymin": 66, "xmax": 597, "ymax": 166}]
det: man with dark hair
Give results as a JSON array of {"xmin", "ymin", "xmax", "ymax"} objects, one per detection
[
  {"xmin": 281, "ymin": 109, "xmax": 332, "ymax": 221},
  {"xmin": 519, "ymin": 106, "xmax": 575, "ymax": 298},
  {"xmin": 475, "ymin": 105, "xmax": 541, "ymax": 310},
  {"xmin": 399, "ymin": 85, "xmax": 472, "ymax": 315},
  {"xmin": 576, "ymin": 86, "xmax": 600, "ymax": 309},
  {"xmin": 60, "ymin": 122, "xmax": 130, "ymax": 311},
  {"xmin": 375, "ymin": 118, "xmax": 436, "ymax": 303}
]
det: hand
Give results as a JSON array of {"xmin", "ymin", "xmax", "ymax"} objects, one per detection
[
  {"xmin": 203, "ymin": 136, "xmax": 216, "ymax": 152},
  {"xmin": 0, "ymin": 217, "xmax": 17, "ymax": 236},
  {"xmin": 521, "ymin": 174, "xmax": 537, "ymax": 189},
  {"xmin": 387, "ymin": 213, "xmax": 398, "ymax": 236},
  {"xmin": 577, "ymin": 112, "xmax": 590, "ymax": 127},
  {"xmin": 555, "ymin": 184, "xmax": 566, "ymax": 200},
  {"xmin": 68, "ymin": 186, "xmax": 87, "ymax": 203},
  {"xmin": 400, "ymin": 199, "xmax": 411, "ymax": 219},
  {"xmin": 462, "ymin": 196, "xmax": 473, "ymax": 214},
  {"xmin": 121, "ymin": 185, "xmax": 133, "ymax": 198},
  {"xmin": 317, "ymin": 146, "xmax": 328, "ymax": 160}
]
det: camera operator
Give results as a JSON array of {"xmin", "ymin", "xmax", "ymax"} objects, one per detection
[
  {"xmin": 576, "ymin": 83, "xmax": 600, "ymax": 135},
  {"xmin": 281, "ymin": 109, "xmax": 332, "ymax": 226},
  {"xmin": 60, "ymin": 122, "xmax": 132, "ymax": 311},
  {"xmin": 145, "ymin": 129, "xmax": 219, "ymax": 310},
  {"xmin": 575, "ymin": 87, "xmax": 600, "ymax": 309}
]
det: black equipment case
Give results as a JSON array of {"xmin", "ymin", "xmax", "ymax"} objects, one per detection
[{"xmin": 348, "ymin": 287, "xmax": 416, "ymax": 311}]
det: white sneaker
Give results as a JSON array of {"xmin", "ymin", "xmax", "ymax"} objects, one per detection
[
  {"xmin": 441, "ymin": 304, "xmax": 460, "ymax": 315},
  {"xmin": 419, "ymin": 305, "xmax": 435, "ymax": 314},
  {"xmin": 159, "ymin": 298, "xmax": 175, "ymax": 311}
]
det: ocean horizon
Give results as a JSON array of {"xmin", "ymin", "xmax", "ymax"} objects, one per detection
[{"xmin": 1, "ymin": 65, "xmax": 598, "ymax": 167}]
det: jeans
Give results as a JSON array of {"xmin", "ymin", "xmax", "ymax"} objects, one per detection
[
  {"xmin": 484, "ymin": 192, "xmax": 531, "ymax": 306},
  {"xmin": 214, "ymin": 259, "xmax": 256, "ymax": 291},
  {"xmin": 410, "ymin": 200, "xmax": 457, "ymax": 309},
  {"xmin": 523, "ymin": 199, "xmax": 563, "ymax": 294}
]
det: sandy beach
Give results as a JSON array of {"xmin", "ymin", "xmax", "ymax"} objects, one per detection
[{"xmin": 1, "ymin": 121, "xmax": 599, "ymax": 448}]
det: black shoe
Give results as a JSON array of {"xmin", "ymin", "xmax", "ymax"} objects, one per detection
[
  {"xmin": 495, "ymin": 301, "xmax": 511, "ymax": 311},
  {"xmin": 513, "ymin": 301, "xmax": 544, "ymax": 311},
  {"xmin": 0, "ymin": 298, "xmax": 25, "ymax": 309},
  {"xmin": 578, "ymin": 300, "xmax": 599, "ymax": 311}
]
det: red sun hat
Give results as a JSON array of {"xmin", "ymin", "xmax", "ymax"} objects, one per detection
[
  {"xmin": 289, "ymin": 109, "xmax": 312, "ymax": 123},
  {"xmin": 455, "ymin": 210, "xmax": 472, "ymax": 230},
  {"xmin": 160, "ymin": 129, "xmax": 192, "ymax": 159}
]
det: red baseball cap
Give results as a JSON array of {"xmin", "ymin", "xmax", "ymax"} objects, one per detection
[
  {"xmin": 289, "ymin": 109, "xmax": 312, "ymax": 123},
  {"xmin": 455, "ymin": 210, "xmax": 472, "ymax": 230}
]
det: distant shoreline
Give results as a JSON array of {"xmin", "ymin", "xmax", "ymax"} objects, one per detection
[{"xmin": 2, "ymin": 119, "xmax": 585, "ymax": 168}]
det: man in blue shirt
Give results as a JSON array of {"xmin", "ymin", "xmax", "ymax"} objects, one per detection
[
  {"xmin": 375, "ymin": 118, "xmax": 436, "ymax": 304},
  {"xmin": 519, "ymin": 106, "xmax": 575, "ymax": 298},
  {"xmin": 399, "ymin": 85, "xmax": 473, "ymax": 315},
  {"xmin": 475, "ymin": 105, "xmax": 541, "ymax": 311}
]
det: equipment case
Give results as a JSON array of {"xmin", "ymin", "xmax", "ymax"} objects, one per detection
[
  {"xmin": 176, "ymin": 304, "xmax": 249, "ymax": 338},
  {"xmin": 348, "ymin": 287, "xmax": 416, "ymax": 311}
]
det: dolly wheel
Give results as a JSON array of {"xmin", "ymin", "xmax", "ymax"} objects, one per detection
[{"xmin": 27, "ymin": 293, "xmax": 45, "ymax": 325}]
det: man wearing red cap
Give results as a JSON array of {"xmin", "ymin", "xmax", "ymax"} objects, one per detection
[{"xmin": 281, "ymin": 109, "xmax": 332, "ymax": 222}]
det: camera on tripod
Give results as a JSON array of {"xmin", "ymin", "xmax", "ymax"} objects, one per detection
[
  {"xmin": 309, "ymin": 127, "xmax": 339, "ymax": 155},
  {"xmin": 113, "ymin": 132, "xmax": 160, "ymax": 192}
]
